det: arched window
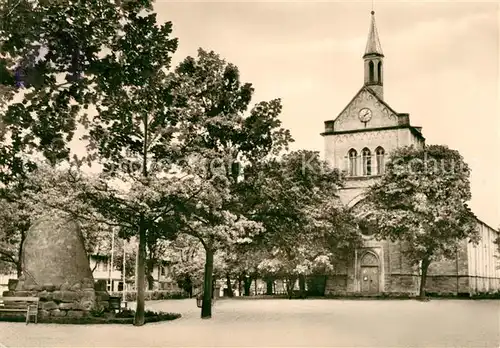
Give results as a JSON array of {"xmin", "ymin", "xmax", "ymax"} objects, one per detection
[
  {"xmin": 369, "ymin": 61, "xmax": 375, "ymax": 83},
  {"xmin": 377, "ymin": 61, "xmax": 382, "ymax": 84},
  {"xmin": 358, "ymin": 218, "xmax": 376, "ymax": 237},
  {"xmin": 362, "ymin": 148, "xmax": 371, "ymax": 176},
  {"xmin": 361, "ymin": 252, "xmax": 378, "ymax": 266},
  {"xmin": 375, "ymin": 147, "xmax": 385, "ymax": 175},
  {"xmin": 348, "ymin": 149, "xmax": 357, "ymax": 176}
]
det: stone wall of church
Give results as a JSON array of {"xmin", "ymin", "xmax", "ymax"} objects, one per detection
[
  {"xmin": 324, "ymin": 128, "xmax": 411, "ymax": 172},
  {"xmin": 423, "ymin": 239, "xmax": 470, "ymax": 295},
  {"xmin": 409, "ymin": 130, "xmax": 425, "ymax": 148},
  {"xmin": 385, "ymin": 241, "xmax": 418, "ymax": 294},
  {"xmin": 324, "ymin": 238, "xmax": 477, "ymax": 296},
  {"xmin": 466, "ymin": 221, "xmax": 500, "ymax": 293},
  {"xmin": 325, "ymin": 257, "xmax": 349, "ymax": 295},
  {"xmin": 325, "ymin": 225, "xmax": 500, "ymax": 296}
]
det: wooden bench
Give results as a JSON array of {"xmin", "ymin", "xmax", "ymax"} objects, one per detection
[{"xmin": 0, "ymin": 297, "xmax": 39, "ymax": 324}]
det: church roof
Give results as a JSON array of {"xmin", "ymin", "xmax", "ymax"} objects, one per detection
[
  {"xmin": 322, "ymin": 86, "xmax": 425, "ymax": 141},
  {"xmin": 332, "ymin": 85, "xmax": 396, "ymax": 122},
  {"xmin": 364, "ymin": 11, "xmax": 383, "ymax": 57}
]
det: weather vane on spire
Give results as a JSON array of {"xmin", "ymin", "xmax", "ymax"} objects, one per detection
[{"xmin": 371, "ymin": 0, "xmax": 375, "ymax": 14}]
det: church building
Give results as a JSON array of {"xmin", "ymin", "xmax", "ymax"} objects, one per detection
[{"xmin": 321, "ymin": 11, "xmax": 500, "ymax": 296}]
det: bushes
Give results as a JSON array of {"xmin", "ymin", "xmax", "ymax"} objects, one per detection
[
  {"xmin": 470, "ymin": 291, "xmax": 500, "ymax": 299},
  {"xmin": 109, "ymin": 291, "xmax": 188, "ymax": 302},
  {"xmin": 423, "ymin": 291, "xmax": 500, "ymax": 299},
  {"xmin": 0, "ymin": 310, "xmax": 182, "ymax": 324},
  {"xmin": 115, "ymin": 309, "xmax": 168, "ymax": 318},
  {"xmin": 40, "ymin": 311, "xmax": 181, "ymax": 324}
]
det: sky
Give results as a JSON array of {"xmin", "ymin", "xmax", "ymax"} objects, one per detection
[{"xmin": 153, "ymin": 0, "xmax": 500, "ymax": 228}]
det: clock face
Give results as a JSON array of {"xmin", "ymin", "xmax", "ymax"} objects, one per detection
[{"xmin": 358, "ymin": 108, "xmax": 372, "ymax": 122}]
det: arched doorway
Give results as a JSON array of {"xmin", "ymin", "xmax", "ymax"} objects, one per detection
[{"xmin": 360, "ymin": 252, "xmax": 379, "ymax": 294}]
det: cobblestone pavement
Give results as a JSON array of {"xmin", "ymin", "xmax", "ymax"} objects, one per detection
[{"xmin": 1, "ymin": 299, "xmax": 499, "ymax": 347}]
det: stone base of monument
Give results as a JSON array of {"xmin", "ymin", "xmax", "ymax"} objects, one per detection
[
  {"xmin": 0, "ymin": 216, "xmax": 156, "ymax": 323},
  {"xmin": 2, "ymin": 277, "xmax": 111, "ymax": 320}
]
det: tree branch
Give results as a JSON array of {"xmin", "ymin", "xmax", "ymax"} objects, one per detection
[
  {"xmin": 185, "ymin": 224, "xmax": 208, "ymax": 250},
  {"xmin": 0, "ymin": 247, "xmax": 17, "ymax": 264}
]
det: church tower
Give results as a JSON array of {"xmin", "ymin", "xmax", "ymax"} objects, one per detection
[
  {"xmin": 363, "ymin": 11, "xmax": 384, "ymax": 100},
  {"xmin": 321, "ymin": 10, "xmax": 425, "ymax": 207},
  {"xmin": 321, "ymin": 10, "xmax": 426, "ymax": 296}
]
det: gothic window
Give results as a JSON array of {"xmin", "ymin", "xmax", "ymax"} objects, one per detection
[
  {"xmin": 348, "ymin": 149, "xmax": 357, "ymax": 176},
  {"xmin": 362, "ymin": 148, "xmax": 372, "ymax": 176},
  {"xmin": 377, "ymin": 61, "xmax": 382, "ymax": 83},
  {"xmin": 369, "ymin": 61, "xmax": 375, "ymax": 83},
  {"xmin": 375, "ymin": 147, "xmax": 385, "ymax": 175}
]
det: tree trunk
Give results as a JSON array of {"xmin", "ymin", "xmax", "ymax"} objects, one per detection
[
  {"xmin": 243, "ymin": 276, "xmax": 252, "ymax": 296},
  {"xmin": 254, "ymin": 278, "xmax": 258, "ymax": 295},
  {"xmin": 186, "ymin": 276, "xmax": 193, "ymax": 298},
  {"xmin": 134, "ymin": 218, "xmax": 147, "ymax": 326},
  {"xmin": 320, "ymin": 275, "xmax": 327, "ymax": 296},
  {"xmin": 286, "ymin": 277, "xmax": 296, "ymax": 299},
  {"xmin": 16, "ymin": 229, "xmax": 25, "ymax": 278},
  {"xmin": 299, "ymin": 274, "xmax": 306, "ymax": 299},
  {"xmin": 133, "ymin": 107, "xmax": 150, "ymax": 326},
  {"xmin": 238, "ymin": 279, "xmax": 242, "ymax": 296},
  {"xmin": 418, "ymin": 258, "xmax": 431, "ymax": 300},
  {"xmin": 225, "ymin": 274, "xmax": 234, "ymax": 298},
  {"xmin": 146, "ymin": 259, "xmax": 155, "ymax": 290},
  {"xmin": 147, "ymin": 274, "xmax": 155, "ymax": 290},
  {"xmin": 201, "ymin": 247, "xmax": 214, "ymax": 319},
  {"xmin": 266, "ymin": 278, "xmax": 274, "ymax": 295},
  {"xmin": 16, "ymin": 255, "xmax": 22, "ymax": 278}
]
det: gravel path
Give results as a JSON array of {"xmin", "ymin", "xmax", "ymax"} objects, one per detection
[{"xmin": 1, "ymin": 298, "xmax": 499, "ymax": 347}]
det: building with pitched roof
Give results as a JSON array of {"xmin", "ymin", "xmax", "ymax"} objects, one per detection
[{"xmin": 321, "ymin": 11, "xmax": 500, "ymax": 296}]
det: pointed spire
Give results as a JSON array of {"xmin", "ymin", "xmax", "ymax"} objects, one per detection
[{"xmin": 364, "ymin": 11, "xmax": 383, "ymax": 57}]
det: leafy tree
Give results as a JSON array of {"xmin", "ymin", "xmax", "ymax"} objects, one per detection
[
  {"xmin": 0, "ymin": 0, "xmax": 135, "ymax": 177},
  {"xmin": 39, "ymin": 166, "xmax": 195, "ymax": 324},
  {"xmin": 168, "ymin": 234, "xmax": 205, "ymax": 295},
  {"xmin": 364, "ymin": 145, "xmax": 480, "ymax": 299},
  {"xmin": 242, "ymin": 150, "xmax": 361, "ymax": 298},
  {"xmin": 111, "ymin": 237, "xmax": 137, "ymax": 282},
  {"xmin": 0, "ymin": 196, "xmax": 30, "ymax": 276},
  {"xmin": 217, "ymin": 244, "xmax": 263, "ymax": 297},
  {"xmin": 69, "ymin": 3, "xmax": 180, "ymax": 325},
  {"xmin": 168, "ymin": 48, "xmax": 292, "ymax": 317},
  {"xmin": 493, "ymin": 228, "xmax": 500, "ymax": 270},
  {"xmin": 0, "ymin": 3, "xmax": 198, "ymax": 326},
  {"xmin": 144, "ymin": 234, "xmax": 171, "ymax": 290},
  {"xmin": 174, "ymin": 165, "xmax": 262, "ymax": 317},
  {"xmin": 0, "ymin": 162, "xmax": 108, "ymax": 275}
]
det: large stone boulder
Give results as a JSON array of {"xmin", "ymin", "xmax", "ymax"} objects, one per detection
[{"xmin": 18, "ymin": 215, "xmax": 95, "ymax": 293}]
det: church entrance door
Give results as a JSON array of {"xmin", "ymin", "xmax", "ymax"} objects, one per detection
[
  {"xmin": 360, "ymin": 266, "xmax": 379, "ymax": 293},
  {"xmin": 359, "ymin": 252, "xmax": 380, "ymax": 294}
]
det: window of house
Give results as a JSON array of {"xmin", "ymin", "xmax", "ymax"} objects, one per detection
[
  {"xmin": 376, "ymin": 147, "xmax": 385, "ymax": 175},
  {"xmin": 99, "ymin": 261, "xmax": 108, "ymax": 272},
  {"xmin": 362, "ymin": 148, "xmax": 372, "ymax": 176},
  {"xmin": 348, "ymin": 149, "xmax": 357, "ymax": 176},
  {"xmin": 161, "ymin": 266, "xmax": 166, "ymax": 276}
]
